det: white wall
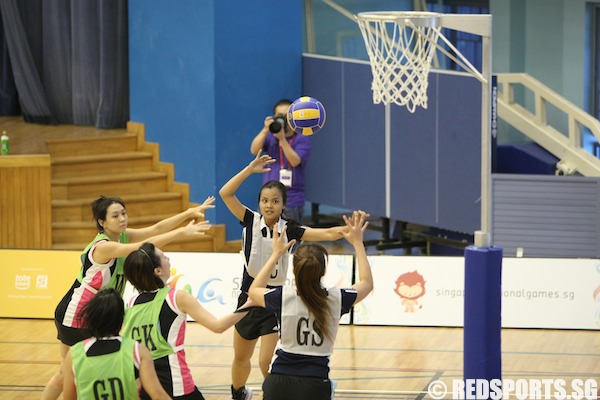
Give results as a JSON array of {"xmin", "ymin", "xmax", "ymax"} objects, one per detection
[{"xmin": 491, "ymin": 0, "xmax": 598, "ymax": 111}]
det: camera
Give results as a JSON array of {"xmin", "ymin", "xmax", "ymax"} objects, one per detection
[{"xmin": 269, "ymin": 114, "xmax": 288, "ymax": 133}]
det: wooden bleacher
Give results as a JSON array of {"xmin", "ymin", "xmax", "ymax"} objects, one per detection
[{"xmin": 0, "ymin": 116, "xmax": 239, "ymax": 252}]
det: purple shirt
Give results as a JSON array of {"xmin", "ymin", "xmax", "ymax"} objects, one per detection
[{"xmin": 261, "ymin": 132, "xmax": 312, "ymax": 207}]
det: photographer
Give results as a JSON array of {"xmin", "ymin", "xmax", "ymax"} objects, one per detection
[{"xmin": 250, "ymin": 98, "xmax": 312, "ymax": 223}]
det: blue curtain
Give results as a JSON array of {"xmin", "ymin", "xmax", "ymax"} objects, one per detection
[
  {"xmin": 0, "ymin": 4, "xmax": 18, "ymax": 116},
  {"xmin": 0, "ymin": 0, "xmax": 129, "ymax": 128}
]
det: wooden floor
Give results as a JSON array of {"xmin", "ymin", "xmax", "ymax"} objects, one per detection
[{"xmin": 1, "ymin": 318, "xmax": 599, "ymax": 399}]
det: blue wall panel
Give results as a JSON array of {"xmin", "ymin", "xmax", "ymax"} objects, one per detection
[
  {"xmin": 129, "ymin": 0, "xmax": 215, "ymax": 214},
  {"xmin": 303, "ymin": 57, "xmax": 345, "ymax": 207},
  {"xmin": 437, "ymin": 73, "xmax": 481, "ymax": 233},
  {"xmin": 304, "ymin": 55, "xmax": 481, "ymax": 234},
  {"xmin": 129, "ymin": 1, "xmax": 302, "ymax": 240},
  {"xmin": 389, "ymin": 78, "xmax": 438, "ymax": 227},
  {"xmin": 303, "ymin": 58, "xmax": 386, "ymax": 217},
  {"xmin": 343, "ymin": 62, "xmax": 386, "ymax": 217},
  {"xmin": 213, "ymin": 1, "xmax": 302, "ymax": 239}
]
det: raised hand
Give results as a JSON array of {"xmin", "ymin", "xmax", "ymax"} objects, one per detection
[
  {"xmin": 354, "ymin": 210, "xmax": 370, "ymax": 220},
  {"xmin": 340, "ymin": 210, "xmax": 369, "ymax": 246},
  {"xmin": 181, "ymin": 219, "xmax": 211, "ymax": 236},
  {"xmin": 249, "ymin": 152, "xmax": 276, "ymax": 174},
  {"xmin": 272, "ymin": 225, "xmax": 296, "ymax": 259},
  {"xmin": 188, "ymin": 196, "xmax": 216, "ymax": 220},
  {"xmin": 199, "ymin": 196, "xmax": 216, "ymax": 214}
]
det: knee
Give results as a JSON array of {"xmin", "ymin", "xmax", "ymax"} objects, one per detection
[
  {"xmin": 233, "ymin": 350, "xmax": 252, "ymax": 363},
  {"xmin": 51, "ymin": 368, "xmax": 64, "ymax": 385}
]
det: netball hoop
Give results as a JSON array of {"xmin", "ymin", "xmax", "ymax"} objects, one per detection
[
  {"xmin": 356, "ymin": 11, "xmax": 501, "ymax": 386},
  {"xmin": 355, "ymin": 12, "xmax": 442, "ymax": 112},
  {"xmin": 356, "ymin": 11, "xmax": 493, "ymax": 246}
]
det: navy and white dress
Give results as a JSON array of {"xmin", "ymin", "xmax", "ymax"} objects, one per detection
[
  {"xmin": 261, "ymin": 285, "xmax": 357, "ymax": 399},
  {"xmin": 235, "ymin": 208, "xmax": 305, "ymax": 340}
]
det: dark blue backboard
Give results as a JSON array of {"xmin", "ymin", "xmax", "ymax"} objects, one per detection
[{"xmin": 303, "ymin": 55, "xmax": 481, "ymax": 234}]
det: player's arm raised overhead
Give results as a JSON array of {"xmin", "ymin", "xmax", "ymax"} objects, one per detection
[
  {"xmin": 341, "ymin": 211, "xmax": 373, "ymax": 304},
  {"xmin": 219, "ymin": 153, "xmax": 276, "ymax": 222}
]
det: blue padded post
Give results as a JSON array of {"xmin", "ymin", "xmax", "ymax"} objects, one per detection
[{"xmin": 464, "ymin": 245, "xmax": 503, "ymax": 383}]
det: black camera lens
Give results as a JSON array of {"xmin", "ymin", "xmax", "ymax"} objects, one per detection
[{"xmin": 269, "ymin": 115, "xmax": 287, "ymax": 133}]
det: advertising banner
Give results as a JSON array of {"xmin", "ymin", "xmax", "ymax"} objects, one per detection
[
  {"xmin": 4, "ymin": 248, "xmax": 599, "ymax": 330},
  {"xmin": 502, "ymin": 257, "xmax": 600, "ymax": 329},
  {"xmin": 353, "ymin": 256, "xmax": 600, "ymax": 330},
  {"xmin": 0, "ymin": 249, "xmax": 80, "ymax": 318}
]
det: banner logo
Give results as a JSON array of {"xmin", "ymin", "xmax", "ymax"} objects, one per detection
[
  {"xmin": 196, "ymin": 278, "xmax": 226, "ymax": 305},
  {"xmin": 15, "ymin": 274, "xmax": 31, "ymax": 290}
]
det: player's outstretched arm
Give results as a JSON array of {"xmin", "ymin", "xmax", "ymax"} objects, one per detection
[
  {"xmin": 300, "ymin": 210, "xmax": 370, "ymax": 242},
  {"xmin": 341, "ymin": 211, "xmax": 373, "ymax": 304},
  {"xmin": 176, "ymin": 289, "xmax": 248, "ymax": 333},
  {"xmin": 219, "ymin": 153, "xmax": 276, "ymax": 222},
  {"xmin": 128, "ymin": 196, "xmax": 216, "ymax": 243},
  {"xmin": 92, "ymin": 220, "xmax": 210, "ymax": 264}
]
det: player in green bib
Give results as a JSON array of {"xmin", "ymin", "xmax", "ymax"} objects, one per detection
[
  {"xmin": 44, "ymin": 195, "xmax": 215, "ymax": 400},
  {"xmin": 63, "ymin": 288, "xmax": 170, "ymax": 400},
  {"xmin": 122, "ymin": 242, "xmax": 253, "ymax": 399}
]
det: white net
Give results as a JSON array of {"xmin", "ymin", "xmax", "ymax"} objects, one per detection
[{"xmin": 356, "ymin": 12, "xmax": 442, "ymax": 112}]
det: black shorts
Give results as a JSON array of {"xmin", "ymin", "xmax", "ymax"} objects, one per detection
[
  {"xmin": 262, "ymin": 373, "xmax": 332, "ymax": 400},
  {"xmin": 235, "ymin": 291, "xmax": 278, "ymax": 340},
  {"xmin": 55, "ymin": 319, "xmax": 91, "ymax": 346}
]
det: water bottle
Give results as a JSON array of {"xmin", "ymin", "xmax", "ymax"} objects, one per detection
[{"xmin": 1, "ymin": 131, "xmax": 8, "ymax": 155}]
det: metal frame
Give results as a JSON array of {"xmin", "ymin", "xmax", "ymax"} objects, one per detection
[
  {"xmin": 441, "ymin": 14, "xmax": 492, "ymax": 247},
  {"xmin": 357, "ymin": 12, "xmax": 493, "ymax": 246}
]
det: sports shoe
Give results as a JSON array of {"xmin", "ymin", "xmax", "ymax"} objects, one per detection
[{"xmin": 231, "ymin": 385, "xmax": 253, "ymax": 400}]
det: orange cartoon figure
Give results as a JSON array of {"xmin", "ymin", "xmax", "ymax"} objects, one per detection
[{"xmin": 394, "ymin": 270, "xmax": 426, "ymax": 313}]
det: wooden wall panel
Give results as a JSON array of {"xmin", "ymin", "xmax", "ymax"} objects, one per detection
[{"xmin": 0, "ymin": 156, "xmax": 52, "ymax": 249}]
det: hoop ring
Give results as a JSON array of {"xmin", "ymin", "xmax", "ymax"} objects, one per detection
[{"xmin": 356, "ymin": 11, "xmax": 442, "ymax": 28}]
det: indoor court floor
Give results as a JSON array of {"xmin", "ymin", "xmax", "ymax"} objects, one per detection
[{"xmin": 1, "ymin": 318, "xmax": 599, "ymax": 399}]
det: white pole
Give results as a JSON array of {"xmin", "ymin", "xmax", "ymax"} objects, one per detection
[
  {"xmin": 385, "ymin": 103, "xmax": 391, "ymax": 217},
  {"xmin": 476, "ymin": 25, "xmax": 492, "ymax": 248}
]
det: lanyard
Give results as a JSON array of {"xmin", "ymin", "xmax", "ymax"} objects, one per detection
[{"xmin": 278, "ymin": 134, "xmax": 295, "ymax": 169}]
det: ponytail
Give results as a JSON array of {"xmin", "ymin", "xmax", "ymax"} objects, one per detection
[{"xmin": 293, "ymin": 243, "xmax": 333, "ymax": 341}]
